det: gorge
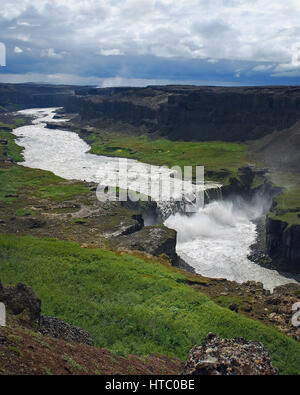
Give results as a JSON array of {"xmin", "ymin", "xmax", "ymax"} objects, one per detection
[{"xmin": 12, "ymin": 107, "xmax": 298, "ymax": 291}]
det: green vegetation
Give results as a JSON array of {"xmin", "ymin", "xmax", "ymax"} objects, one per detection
[
  {"xmin": 0, "ymin": 234, "xmax": 300, "ymax": 375},
  {"xmin": 0, "ymin": 124, "xmax": 24, "ymax": 162},
  {"xmin": 268, "ymin": 173, "xmax": 300, "ymax": 226},
  {"xmin": 14, "ymin": 208, "xmax": 34, "ymax": 217},
  {"xmin": 0, "ymin": 166, "xmax": 88, "ymax": 204},
  {"xmin": 80, "ymin": 131, "xmax": 248, "ymax": 184}
]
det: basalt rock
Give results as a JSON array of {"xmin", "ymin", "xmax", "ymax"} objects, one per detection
[
  {"xmin": 111, "ymin": 224, "xmax": 179, "ymax": 264},
  {"xmin": 266, "ymin": 216, "xmax": 300, "ymax": 273},
  {"xmin": 182, "ymin": 333, "xmax": 278, "ymax": 375},
  {"xmin": 65, "ymin": 85, "xmax": 300, "ymax": 142},
  {"xmin": 39, "ymin": 315, "xmax": 94, "ymax": 346},
  {"xmin": 0, "ymin": 83, "xmax": 76, "ymax": 110},
  {"xmin": 0, "ymin": 282, "xmax": 41, "ymax": 327}
]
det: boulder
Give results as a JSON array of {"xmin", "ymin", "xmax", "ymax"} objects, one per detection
[
  {"xmin": 111, "ymin": 225, "xmax": 178, "ymax": 263},
  {"xmin": 0, "ymin": 282, "xmax": 41, "ymax": 326},
  {"xmin": 182, "ymin": 333, "xmax": 278, "ymax": 375}
]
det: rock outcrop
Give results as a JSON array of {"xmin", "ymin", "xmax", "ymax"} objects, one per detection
[
  {"xmin": 182, "ymin": 333, "xmax": 278, "ymax": 375},
  {"xmin": 266, "ymin": 216, "xmax": 300, "ymax": 273},
  {"xmin": 0, "ymin": 83, "xmax": 76, "ymax": 110},
  {"xmin": 110, "ymin": 224, "xmax": 179, "ymax": 263},
  {"xmin": 0, "ymin": 282, "xmax": 41, "ymax": 327},
  {"xmin": 39, "ymin": 315, "xmax": 94, "ymax": 346}
]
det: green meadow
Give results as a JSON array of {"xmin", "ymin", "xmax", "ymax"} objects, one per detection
[{"xmin": 0, "ymin": 234, "xmax": 299, "ymax": 375}]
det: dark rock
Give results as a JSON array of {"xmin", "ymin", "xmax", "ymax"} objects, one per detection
[
  {"xmin": 5, "ymin": 194, "xmax": 18, "ymax": 198},
  {"xmin": 266, "ymin": 216, "xmax": 300, "ymax": 273},
  {"xmin": 39, "ymin": 315, "xmax": 94, "ymax": 346},
  {"xmin": 65, "ymin": 86, "xmax": 300, "ymax": 142},
  {"xmin": 20, "ymin": 217, "xmax": 46, "ymax": 229},
  {"xmin": 112, "ymin": 224, "xmax": 179, "ymax": 263},
  {"xmin": 182, "ymin": 333, "xmax": 278, "ymax": 375},
  {"xmin": 0, "ymin": 83, "xmax": 75, "ymax": 110},
  {"xmin": 0, "ymin": 282, "xmax": 41, "ymax": 326},
  {"xmin": 0, "ymin": 139, "xmax": 8, "ymax": 145},
  {"xmin": 229, "ymin": 303, "xmax": 239, "ymax": 312}
]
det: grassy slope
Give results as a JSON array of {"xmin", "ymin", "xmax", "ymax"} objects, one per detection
[
  {"xmin": 0, "ymin": 234, "xmax": 300, "ymax": 375},
  {"xmin": 81, "ymin": 131, "xmax": 248, "ymax": 184}
]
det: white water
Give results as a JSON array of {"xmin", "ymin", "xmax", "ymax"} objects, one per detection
[
  {"xmin": 165, "ymin": 200, "xmax": 297, "ymax": 290},
  {"xmin": 13, "ymin": 108, "xmax": 297, "ymax": 291},
  {"xmin": 14, "ymin": 108, "xmax": 219, "ymax": 219}
]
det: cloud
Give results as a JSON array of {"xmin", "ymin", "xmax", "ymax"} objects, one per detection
[
  {"xmin": 40, "ymin": 48, "xmax": 66, "ymax": 59},
  {"xmin": 0, "ymin": 0, "xmax": 300, "ymax": 84},
  {"xmin": 14, "ymin": 46, "xmax": 23, "ymax": 53}
]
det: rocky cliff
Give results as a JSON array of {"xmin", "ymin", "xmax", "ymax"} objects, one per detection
[
  {"xmin": 266, "ymin": 216, "xmax": 300, "ymax": 273},
  {"xmin": 0, "ymin": 83, "xmax": 77, "ymax": 110},
  {"xmin": 65, "ymin": 85, "xmax": 300, "ymax": 142}
]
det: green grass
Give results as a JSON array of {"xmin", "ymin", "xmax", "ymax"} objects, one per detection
[
  {"xmin": 81, "ymin": 132, "xmax": 248, "ymax": 184},
  {"xmin": 0, "ymin": 166, "xmax": 88, "ymax": 204},
  {"xmin": 0, "ymin": 234, "xmax": 299, "ymax": 374},
  {"xmin": 0, "ymin": 125, "xmax": 24, "ymax": 162},
  {"xmin": 268, "ymin": 173, "xmax": 300, "ymax": 226}
]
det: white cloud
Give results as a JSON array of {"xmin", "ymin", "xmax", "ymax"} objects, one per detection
[
  {"xmin": 14, "ymin": 46, "xmax": 23, "ymax": 53},
  {"xmin": 40, "ymin": 48, "xmax": 66, "ymax": 59},
  {"xmin": 99, "ymin": 48, "xmax": 124, "ymax": 56},
  {"xmin": 252, "ymin": 64, "xmax": 274, "ymax": 72}
]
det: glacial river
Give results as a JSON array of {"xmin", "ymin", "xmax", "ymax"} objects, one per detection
[{"xmin": 13, "ymin": 108, "xmax": 297, "ymax": 291}]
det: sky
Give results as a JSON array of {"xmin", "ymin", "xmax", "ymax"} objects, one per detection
[{"xmin": 1, "ymin": 0, "xmax": 300, "ymax": 87}]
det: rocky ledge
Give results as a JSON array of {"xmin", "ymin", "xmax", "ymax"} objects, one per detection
[{"xmin": 182, "ymin": 333, "xmax": 278, "ymax": 375}]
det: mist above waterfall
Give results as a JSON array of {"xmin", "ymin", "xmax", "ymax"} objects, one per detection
[
  {"xmin": 165, "ymin": 195, "xmax": 271, "ymax": 243},
  {"xmin": 165, "ymin": 196, "xmax": 296, "ymax": 291}
]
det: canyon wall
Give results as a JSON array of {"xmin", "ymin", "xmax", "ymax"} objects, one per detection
[
  {"xmin": 266, "ymin": 216, "xmax": 300, "ymax": 273},
  {"xmin": 0, "ymin": 83, "xmax": 77, "ymax": 110},
  {"xmin": 65, "ymin": 85, "xmax": 300, "ymax": 142}
]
